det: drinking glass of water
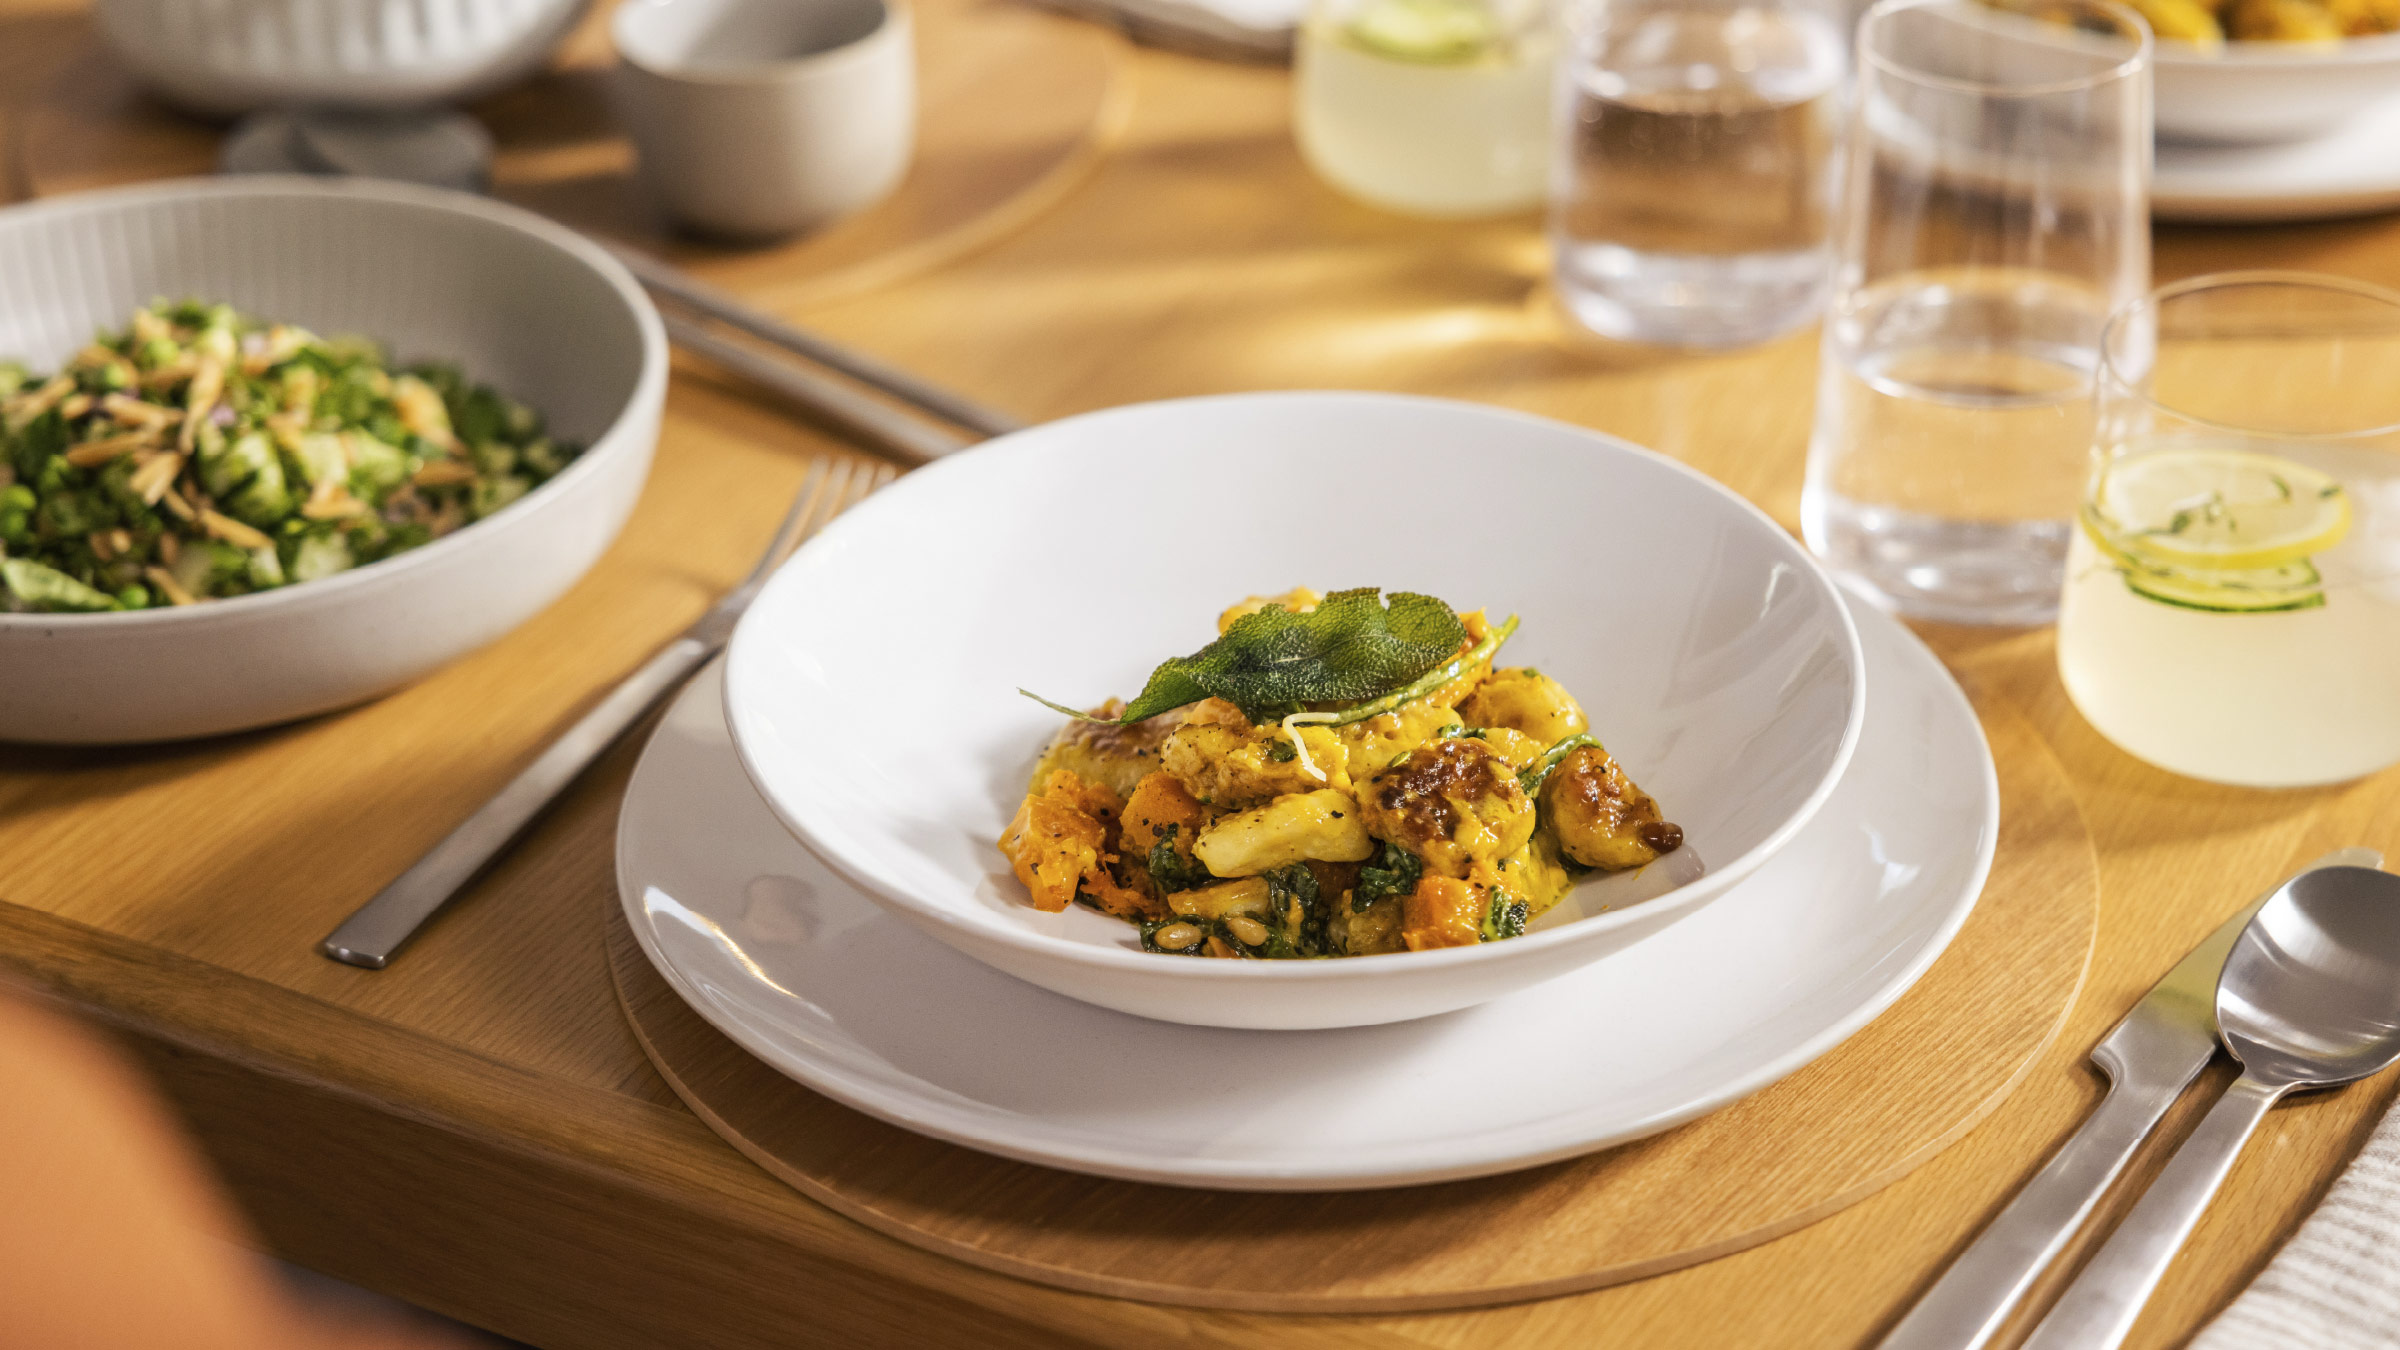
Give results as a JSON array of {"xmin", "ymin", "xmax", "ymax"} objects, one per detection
[
  {"xmin": 1800, "ymin": 0, "xmax": 2152, "ymax": 625},
  {"xmin": 1549, "ymin": 0, "xmax": 1845, "ymax": 348}
]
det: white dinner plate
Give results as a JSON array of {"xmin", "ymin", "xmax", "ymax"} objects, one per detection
[
  {"xmin": 2156, "ymin": 101, "xmax": 2400, "ymax": 223},
  {"xmin": 616, "ymin": 589, "xmax": 1996, "ymax": 1190}
]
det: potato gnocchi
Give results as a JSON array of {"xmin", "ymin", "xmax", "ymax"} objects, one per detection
[{"xmin": 999, "ymin": 588, "xmax": 1683, "ymax": 959}]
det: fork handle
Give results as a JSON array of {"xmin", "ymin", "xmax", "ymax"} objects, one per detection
[
  {"xmin": 319, "ymin": 634, "xmax": 716, "ymax": 969},
  {"xmin": 1874, "ymin": 1066, "xmax": 2191, "ymax": 1350},
  {"xmin": 2020, "ymin": 1073, "xmax": 2289, "ymax": 1350}
]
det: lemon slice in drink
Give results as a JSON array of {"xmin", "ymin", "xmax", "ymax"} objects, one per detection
[
  {"xmin": 1344, "ymin": 0, "xmax": 1503, "ymax": 62},
  {"xmin": 2089, "ymin": 448, "xmax": 2350, "ymax": 570},
  {"xmin": 2083, "ymin": 448, "xmax": 2350, "ymax": 613}
]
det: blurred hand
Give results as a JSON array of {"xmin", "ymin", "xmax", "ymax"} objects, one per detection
[{"xmin": 0, "ymin": 988, "xmax": 473, "ymax": 1350}]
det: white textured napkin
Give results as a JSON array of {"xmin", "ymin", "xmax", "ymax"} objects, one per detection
[
  {"xmin": 2194, "ymin": 1093, "xmax": 2400, "ymax": 1350},
  {"xmin": 1027, "ymin": 0, "xmax": 1303, "ymax": 59}
]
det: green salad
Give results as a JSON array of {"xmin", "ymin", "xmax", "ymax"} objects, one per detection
[{"xmin": 0, "ymin": 300, "xmax": 580, "ymax": 613}]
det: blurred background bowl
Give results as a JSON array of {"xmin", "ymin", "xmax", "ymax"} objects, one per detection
[
  {"xmin": 0, "ymin": 176, "xmax": 666, "ymax": 745},
  {"xmin": 2155, "ymin": 31, "xmax": 2400, "ymax": 143},
  {"xmin": 94, "ymin": 0, "xmax": 593, "ymax": 116}
]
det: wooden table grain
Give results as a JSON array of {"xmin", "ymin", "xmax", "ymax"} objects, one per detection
[{"xmin": 5, "ymin": 2, "xmax": 2400, "ymax": 1345}]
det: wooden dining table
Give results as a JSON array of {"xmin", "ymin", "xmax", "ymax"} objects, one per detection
[{"xmin": 5, "ymin": 1, "xmax": 2400, "ymax": 1345}]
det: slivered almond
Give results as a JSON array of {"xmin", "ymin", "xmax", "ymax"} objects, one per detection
[
  {"xmin": 159, "ymin": 487, "xmax": 197, "ymax": 522},
  {"xmin": 88, "ymin": 530, "xmax": 115, "ymax": 561},
  {"xmin": 3, "ymin": 374, "xmax": 74, "ymax": 428},
  {"xmin": 63, "ymin": 432, "xmax": 153, "ymax": 468},
  {"xmin": 103, "ymin": 393, "xmax": 179, "ymax": 429},
  {"xmin": 411, "ymin": 459, "xmax": 477, "ymax": 488},
  {"xmin": 301, "ymin": 483, "xmax": 368, "ymax": 521},
  {"xmin": 68, "ymin": 343, "xmax": 118, "ymax": 370},
  {"xmin": 179, "ymin": 356, "xmax": 225, "ymax": 453},
  {"xmin": 143, "ymin": 566, "xmax": 198, "ymax": 607},
  {"xmin": 199, "ymin": 507, "xmax": 273, "ymax": 551},
  {"xmin": 128, "ymin": 452, "xmax": 183, "ymax": 504},
  {"xmin": 139, "ymin": 355, "xmax": 197, "ymax": 392},
  {"xmin": 58, "ymin": 392, "xmax": 93, "ymax": 420},
  {"xmin": 157, "ymin": 533, "xmax": 180, "ymax": 565}
]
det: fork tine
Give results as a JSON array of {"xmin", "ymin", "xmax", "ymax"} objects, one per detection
[{"xmin": 736, "ymin": 459, "xmax": 831, "ymax": 591}]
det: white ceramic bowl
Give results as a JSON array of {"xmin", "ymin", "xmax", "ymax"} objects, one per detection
[
  {"xmin": 94, "ymin": 0, "xmax": 592, "ymax": 116},
  {"xmin": 0, "ymin": 177, "xmax": 666, "ymax": 745},
  {"xmin": 723, "ymin": 393, "xmax": 1865, "ymax": 1030},
  {"xmin": 2156, "ymin": 33, "xmax": 2400, "ymax": 144}
]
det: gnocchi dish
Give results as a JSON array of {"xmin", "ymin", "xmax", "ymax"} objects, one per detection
[{"xmin": 999, "ymin": 587, "xmax": 1683, "ymax": 959}]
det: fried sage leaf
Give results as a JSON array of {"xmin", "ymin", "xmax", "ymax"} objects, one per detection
[{"xmin": 1025, "ymin": 587, "xmax": 1470, "ymax": 725}]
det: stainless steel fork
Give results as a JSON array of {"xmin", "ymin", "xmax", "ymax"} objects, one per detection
[{"xmin": 319, "ymin": 456, "xmax": 893, "ymax": 969}]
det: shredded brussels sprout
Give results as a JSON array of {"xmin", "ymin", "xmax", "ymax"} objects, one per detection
[{"xmin": 0, "ymin": 299, "xmax": 580, "ymax": 613}]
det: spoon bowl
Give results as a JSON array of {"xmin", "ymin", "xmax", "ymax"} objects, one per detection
[{"xmin": 2219, "ymin": 865, "xmax": 2400, "ymax": 1088}]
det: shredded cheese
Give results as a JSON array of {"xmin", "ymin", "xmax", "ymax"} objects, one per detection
[{"xmin": 1280, "ymin": 711, "xmax": 1342, "ymax": 785}]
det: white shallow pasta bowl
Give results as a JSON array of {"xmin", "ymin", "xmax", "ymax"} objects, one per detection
[
  {"xmin": 0, "ymin": 177, "xmax": 665, "ymax": 744},
  {"xmin": 723, "ymin": 393, "xmax": 1865, "ymax": 1030},
  {"xmin": 2155, "ymin": 32, "xmax": 2400, "ymax": 144}
]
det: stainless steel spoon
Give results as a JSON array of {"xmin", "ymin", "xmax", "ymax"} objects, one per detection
[{"xmin": 2022, "ymin": 864, "xmax": 2400, "ymax": 1350}]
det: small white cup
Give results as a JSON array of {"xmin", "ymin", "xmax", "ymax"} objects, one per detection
[{"xmin": 610, "ymin": 0, "xmax": 916, "ymax": 240}]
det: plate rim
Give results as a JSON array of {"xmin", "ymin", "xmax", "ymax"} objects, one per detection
[{"xmin": 616, "ymin": 591, "xmax": 1998, "ymax": 1190}]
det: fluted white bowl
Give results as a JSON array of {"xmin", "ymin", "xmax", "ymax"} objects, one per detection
[
  {"xmin": 95, "ymin": 0, "xmax": 593, "ymax": 116},
  {"xmin": 0, "ymin": 177, "xmax": 665, "ymax": 744},
  {"xmin": 723, "ymin": 393, "xmax": 1866, "ymax": 1030}
]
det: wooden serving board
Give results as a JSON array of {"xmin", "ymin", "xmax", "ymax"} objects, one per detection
[
  {"xmin": 16, "ymin": 0, "xmax": 1132, "ymax": 310},
  {"xmin": 604, "ymin": 687, "xmax": 2100, "ymax": 1314}
]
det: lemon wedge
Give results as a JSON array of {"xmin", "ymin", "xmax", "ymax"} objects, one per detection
[{"xmin": 1344, "ymin": 0, "xmax": 1503, "ymax": 62}]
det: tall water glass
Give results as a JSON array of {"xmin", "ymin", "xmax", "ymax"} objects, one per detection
[
  {"xmin": 2059, "ymin": 274, "xmax": 2400, "ymax": 787},
  {"xmin": 1800, "ymin": 0, "xmax": 2151, "ymax": 625},
  {"xmin": 1549, "ymin": 0, "xmax": 1844, "ymax": 347}
]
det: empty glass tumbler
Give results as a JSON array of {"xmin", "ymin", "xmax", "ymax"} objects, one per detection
[
  {"xmin": 1800, "ymin": 0, "xmax": 2152, "ymax": 625},
  {"xmin": 1548, "ymin": 0, "xmax": 1845, "ymax": 347}
]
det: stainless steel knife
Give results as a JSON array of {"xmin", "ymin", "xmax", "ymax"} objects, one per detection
[{"xmin": 1872, "ymin": 846, "xmax": 2386, "ymax": 1350}]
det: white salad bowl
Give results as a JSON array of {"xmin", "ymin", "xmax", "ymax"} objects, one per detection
[
  {"xmin": 2155, "ymin": 32, "xmax": 2400, "ymax": 144},
  {"xmin": 0, "ymin": 177, "xmax": 666, "ymax": 744},
  {"xmin": 722, "ymin": 393, "xmax": 1865, "ymax": 1030}
]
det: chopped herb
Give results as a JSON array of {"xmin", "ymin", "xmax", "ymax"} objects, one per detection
[
  {"xmin": 1267, "ymin": 737, "xmax": 1298, "ymax": 763},
  {"xmin": 1519, "ymin": 733, "xmax": 1603, "ymax": 795}
]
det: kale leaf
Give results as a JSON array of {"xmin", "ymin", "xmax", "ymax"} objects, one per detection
[
  {"xmin": 1480, "ymin": 889, "xmax": 1529, "ymax": 942},
  {"xmin": 1353, "ymin": 840, "xmax": 1423, "ymax": 910},
  {"xmin": 1145, "ymin": 826, "xmax": 1212, "ymax": 894}
]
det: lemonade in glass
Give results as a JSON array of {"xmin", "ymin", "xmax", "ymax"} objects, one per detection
[{"xmin": 2057, "ymin": 273, "xmax": 2400, "ymax": 787}]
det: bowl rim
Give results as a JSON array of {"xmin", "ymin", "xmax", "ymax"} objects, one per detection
[
  {"xmin": 0, "ymin": 174, "xmax": 669, "ymax": 628},
  {"xmin": 613, "ymin": 0, "xmax": 910, "ymax": 86},
  {"xmin": 2154, "ymin": 27, "xmax": 2400, "ymax": 65},
  {"xmin": 723, "ymin": 390, "xmax": 1869, "ymax": 986}
]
